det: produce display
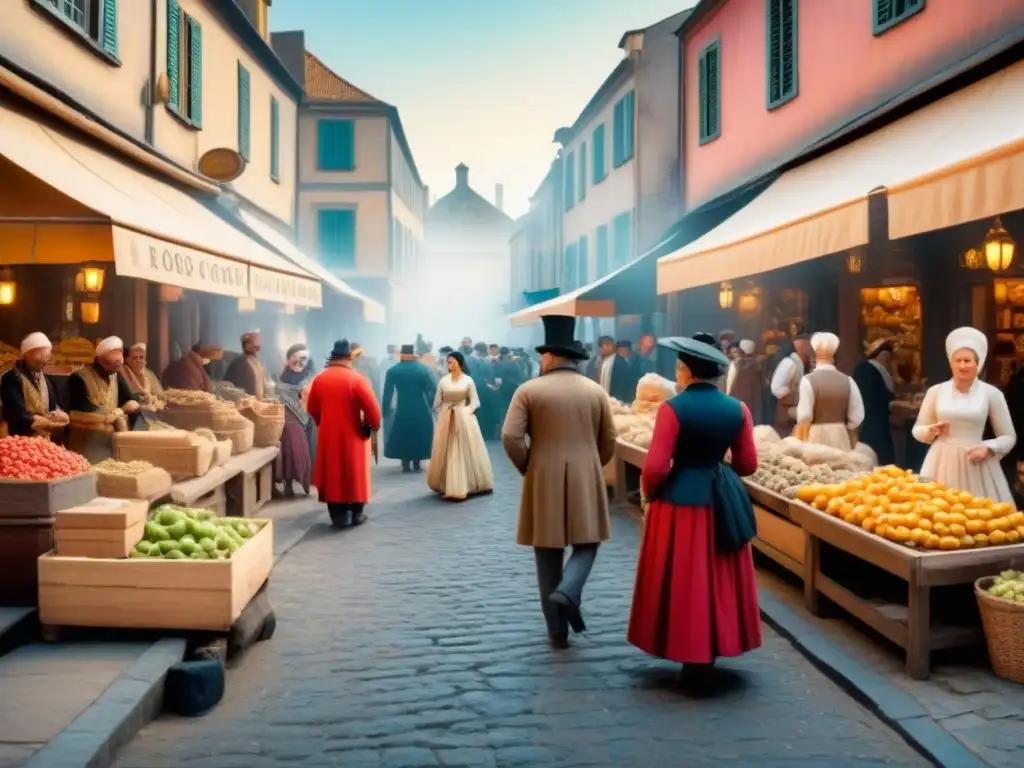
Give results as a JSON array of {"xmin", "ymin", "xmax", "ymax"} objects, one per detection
[
  {"xmin": 796, "ymin": 465, "xmax": 1024, "ymax": 550},
  {"xmin": 632, "ymin": 373, "xmax": 675, "ymax": 414},
  {"xmin": 130, "ymin": 504, "xmax": 260, "ymax": 560},
  {"xmin": 608, "ymin": 397, "xmax": 632, "ymax": 416},
  {"xmin": 0, "ymin": 436, "xmax": 92, "ymax": 480},
  {"xmin": 751, "ymin": 450, "xmax": 860, "ymax": 498},
  {"xmin": 93, "ymin": 458, "xmax": 157, "ymax": 476},
  {"xmin": 164, "ymin": 389, "xmax": 220, "ymax": 405},
  {"xmin": 984, "ymin": 570, "xmax": 1024, "ymax": 603},
  {"xmin": 614, "ymin": 412, "xmax": 655, "ymax": 449}
]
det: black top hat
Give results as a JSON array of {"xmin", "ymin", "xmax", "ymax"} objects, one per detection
[
  {"xmin": 536, "ymin": 316, "xmax": 588, "ymax": 360},
  {"xmin": 400, "ymin": 344, "xmax": 415, "ymax": 355},
  {"xmin": 327, "ymin": 339, "xmax": 352, "ymax": 359}
]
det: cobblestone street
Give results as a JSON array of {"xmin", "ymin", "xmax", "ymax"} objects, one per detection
[{"xmin": 116, "ymin": 448, "xmax": 927, "ymax": 767}]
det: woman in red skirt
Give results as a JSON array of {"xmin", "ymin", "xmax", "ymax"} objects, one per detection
[{"xmin": 627, "ymin": 335, "xmax": 762, "ymax": 683}]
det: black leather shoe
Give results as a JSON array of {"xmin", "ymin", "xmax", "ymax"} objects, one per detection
[
  {"xmin": 548, "ymin": 632, "xmax": 569, "ymax": 649},
  {"xmin": 548, "ymin": 591, "xmax": 586, "ymax": 634},
  {"xmin": 350, "ymin": 510, "xmax": 367, "ymax": 526}
]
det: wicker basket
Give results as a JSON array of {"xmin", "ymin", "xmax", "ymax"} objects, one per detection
[
  {"xmin": 112, "ymin": 436, "xmax": 215, "ymax": 480},
  {"xmin": 215, "ymin": 420, "xmax": 255, "ymax": 455},
  {"xmin": 239, "ymin": 404, "xmax": 285, "ymax": 447},
  {"xmin": 975, "ymin": 576, "xmax": 1024, "ymax": 684},
  {"xmin": 95, "ymin": 466, "xmax": 173, "ymax": 500}
]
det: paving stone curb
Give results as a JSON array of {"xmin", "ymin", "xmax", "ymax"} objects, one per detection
[
  {"xmin": 617, "ymin": 505, "xmax": 988, "ymax": 768},
  {"xmin": 24, "ymin": 637, "xmax": 187, "ymax": 768}
]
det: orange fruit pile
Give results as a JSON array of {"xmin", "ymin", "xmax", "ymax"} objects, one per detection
[{"xmin": 795, "ymin": 465, "xmax": 1024, "ymax": 551}]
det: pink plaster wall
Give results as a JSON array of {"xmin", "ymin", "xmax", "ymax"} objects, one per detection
[{"xmin": 683, "ymin": 0, "xmax": 1024, "ymax": 209}]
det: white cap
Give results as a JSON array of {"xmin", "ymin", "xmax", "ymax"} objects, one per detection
[
  {"xmin": 810, "ymin": 332, "xmax": 840, "ymax": 357},
  {"xmin": 95, "ymin": 336, "xmax": 124, "ymax": 356},
  {"xmin": 739, "ymin": 339, "xmax": 756, "ymax": 356},
  {"xmin": 21, "ymin": 332, "xmax": 51, "ymax": 355},
  {"xmin": 241, "ymin": 329, "xmax": 260, "ymax": 343},
  {"xmin": 130, "ymin": 342, "xmax": 146, "ymax": 352},
  {"xmin": 945, "ymin": 326, "xmax": 988, "ymax": 369}
]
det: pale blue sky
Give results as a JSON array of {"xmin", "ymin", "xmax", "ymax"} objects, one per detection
[{"xmin": 270, "ymin": 0, "xmax": 695, "ymax": 219}]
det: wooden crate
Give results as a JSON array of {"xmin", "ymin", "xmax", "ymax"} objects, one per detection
[
  {"xmin": 38, "ymin": 519, "xmax": 274, "ymax": 632},
  {"xmin": 226, "ymin": 462, "xmax": 274, "ymax": 518},
  {"xmin": 0, "ymin": 517, "xmax": 54, "ymax": 606},
  {"xmin": 54, "ymin": 521, "xmax": 144, "ymax": 559},
  {"xmin": 0, "ymin": 472, "xmax": 97, "ymax": 519}
]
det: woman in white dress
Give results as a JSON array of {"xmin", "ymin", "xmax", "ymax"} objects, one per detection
[
  {"xmin": 912, "ymin": 327, "xmax": 1016, "ymax": 503},
  {"xmin": 427, "ymin": 350, "xmax": 494, "ymax": 501}
]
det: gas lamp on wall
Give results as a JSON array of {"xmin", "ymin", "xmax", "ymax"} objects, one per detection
[
  {"xmin": 0, "ymin": 267, "xmax": 16, "ymax": 306},
  {"xmin": 718, "ymin": 281, "xmax": 734, "ymax": 310},
  {"xmin": 984, "ymin": 216, "xmax": 1016, "ymax": 272},
  {"xmin": 845, "ymin": 248, "xmax": 865, "ymax": 275},
  {"xmin": 75, "ymin": 263, "xmax": 106, "ymax": 294}
]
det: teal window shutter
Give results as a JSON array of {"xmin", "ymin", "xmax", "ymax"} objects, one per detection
[
  {"xmin": 596, "ymin": 224, "xmax": 610, "ymax": 276},
  {"xmin": 577, "ymin": 236, "xmax": 589, "ymax": 285},
  {"xmin": 270, "ymin": 96, "xmax": 280, "ymax": 180},
  {"xmin": 578, "ymin": 141, "xmax": 587, "ymax": 202},
  {"xmin": 564, "ymin": 153, "xmax": 575, "ymax": 211},
  {"xmin": 592, "ymin": 124, "xmax": 606, "ymax": 182},
  {"xmin": 564, "ymin": 243, "xmax": 578, "ymax": 288},
  {"xmin": 873, "ymin": 0, "xmax": 925, "ymax": 35},
  {"xmin": 316, "ymin": 120, "xmax": 355, "ymax": 171},
  {"xmin": 612, "ymin": 100, "xmax": 624, "ymax": 166},
  {"xmin": 623, "ymin": 91, "xmax": 635, "ymax": 162},
  {"xmin": 318, "ymin": 209, "xmax": 357, "ymax": 270},
  {"xmin": 187, "ymin": 16, "xmax": 202, "ymax": 127},
  {"xmin": 166, "ymin": 0, "xmax": 180, "ymax": 108},
  {"xmin": 237, "ymin": 63, "xmax": 250, "ymax": 161},
  {"xmin": 766, "ymin": 0, "xmax": 798, "ymax": 109},
  {"xmin": 613, "ymin": 211, "xmax": 632, "ymax": 268},
  {"xmin": 101, "ymin": 0, "xmax": 118, "ymax": 58},
  {"xmin": 698, "ymin": 39, "xmax": 721, "ymax": 143}
]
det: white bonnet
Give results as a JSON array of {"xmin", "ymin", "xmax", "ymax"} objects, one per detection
[
  {"xmin": 20, "ymin": 332, "xmax": 51, "ymax": 355},
  {"xmin": 95, "ymin": 336, "xmax": 124, "ymax": 357},
  {"xmin": 810, "ymin": 332, "xmax": 840, "ymax": 357},
  {"xmin": 739, "ymin": 339, "xmax": 756, "ymax": 356},
  {"xmin": 945, "ymin": 327, "xmax": 987, "ymax": 368}
]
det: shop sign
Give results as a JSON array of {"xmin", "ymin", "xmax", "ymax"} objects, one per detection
[
  {"xmin": 197, "ymin": 148, "xmax": 246, "ymax": 183},
  {"xmin": 249, "ymin": 265, "xmax": 323, "ymax": 308},
  {"xmin": 111, "ymin": 226, "xmax": 249, "ymax": 298}
]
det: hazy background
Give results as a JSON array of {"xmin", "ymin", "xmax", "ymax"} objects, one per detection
[{"xmin": 271, "ymin": 0, "xmax": 696, "ymax": 218}]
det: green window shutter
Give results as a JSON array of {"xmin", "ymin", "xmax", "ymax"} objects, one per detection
[
  {"xmin": 318, "ymin": 210, "xmax": 356, "ymax": 270},
  {"xmin": 622, "ymin": 91, "xmax": 635, "ymax": 162},
  {"xmin": 564, "ymin": 243, "xmax": 578, "ymax": 288},
  {"xmin": 316, "ymin": 120, "xmax": 354, "ymax": 171},
  {"xmin": 564, "ymin": 153, "xmax": 575, "ymax": 211},
  {"xmin": 237, "ymin": 63, "xmax": 250, "ymax": 161},
  {"xmin": 316, "ymin": 120, "xmax": 330, "ymax": 169},
  {"xmin": 698, "ymin": 40, "xmax": 721, "ymax": 143},
  {"xmin": 612, "ymin": 100, "xmax": 624, "ymax": 166},
  {"xmin": 613, "ymin": 211, "xmax": 632, "ymax": 268},
  {"xmin": 577, "ymin": 236, "xmax": 589, "ymax": 285},
  {"xmin": 578, "ymin": 141, "xmax": 587, "ymax": 202},
  {"xmin": 188, "ymin": 16, "xmax": 202, "ymax": 127},
  {"xmin": 596, "ymin": 224, "xmax": 610, "ymax": 276},
  {"xmin": 766, "ymin": 0, "xmax": 798, "ymax": 109},
  {"xmin": 874, "ymin": 0, "xmax": 924, "ymax": 35},
  {"xmin": 101, "ymin": 0, "xmax": 118, "ymax": 58},
  {"xmin": 270, "ymin": 97, "xmax": 280, "ymax": 180},
  {"xmin": 592, "ymin": 124, "xmax": 606, "ymax": 182},
  {"xmin": 166, "ymin": 0, "xmax": 180, "ymax": 108}
]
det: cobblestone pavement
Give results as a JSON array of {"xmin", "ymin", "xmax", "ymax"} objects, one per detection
[{"xmin": 117, "ymin": 447, "xmax": 927, "ymax": 768}]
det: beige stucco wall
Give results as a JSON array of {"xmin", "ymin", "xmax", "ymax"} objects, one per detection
[
  {"xmin": 297, "ymin": 189, "xmax": 388, "ymax": 277},
  {"xmin": 152, "ymin": 0, "xmax": 297, "ymax": 225},
  {"xmin": 298, "ymin": 112, "xmax": 388, "ymax": 184},
  {"xmin": 391, "ymin": 191, "xmax": 423, "ymax": 241},
  {"xmin": 562, "ymin": 76, "xmax": 637, "ymax": 277},
  {"xmin": 1, "ymin": 0, "xmax": 152, "ymax": 140}
]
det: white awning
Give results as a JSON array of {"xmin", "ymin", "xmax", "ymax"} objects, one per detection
[
  {"xmin": 658, "ymin": 59, "xmax": 1024, "ymax": 294},
  {"xmin": 0, "ymin": 102, "xmax": 322, "ymax": 306},
  {"xmin": 237, "ymin": 210, "xmax": 386, "ymax": 324}
]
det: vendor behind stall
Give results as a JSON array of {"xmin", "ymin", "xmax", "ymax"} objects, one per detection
[
  {"xmin": 769, "ymin": 332, "xmax": 811, "ymax": 436},
  {"xmin": 853, "ymin": 338, "xmax": 896, "ymax": 465},
  {"xmin": 224, "ymin": 330, "xmax": 271, "ymax": 399},
  {"xmin": 162, "ymin": 339, "xmax": 218, "ymax": 392},
  {"xmin": 794, "ymin": 332, "xmax": 864, "ymax": 451},
  {"xmin": 122, "ymin": 342, "xmax": 165, "ymax": 410},
  {"xmin": 67, "ymin": 337, "xmax": 140, "ymax": 463},
  {"xmin": 726, "ymin": 339, "xmax": 762, "ymax": 417},
  {"xmin": 0, "ymin": 332, "xmax": 69, "ymax": 438}
]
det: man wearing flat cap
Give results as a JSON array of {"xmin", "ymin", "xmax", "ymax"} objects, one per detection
[
  {"xmin": 0, "ymin": 333, "xmax": 68, "ymax": 438},
  {"xmin": 381, "ymin": 344, "xmax": 436, "ymax": 473},
  {"xmin": 225, "ymin": 330, "xmax": 271, "ymax": 399},
  {"xmin": 67, "ymin": 337, "xmax": 141, "ymax": 462},
  {"xmin": 853, "ymin": 337, "xmax": 896, "ymax": 464}
]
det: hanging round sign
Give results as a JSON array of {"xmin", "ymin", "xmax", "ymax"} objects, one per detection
[{"xmin": 197, "ymin": 148, "xmax": 246, "ymax": 183}]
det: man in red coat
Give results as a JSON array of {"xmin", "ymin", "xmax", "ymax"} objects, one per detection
[{"xmin": 306, "ymin": 339, "xmax": 382, "ymax": 528}]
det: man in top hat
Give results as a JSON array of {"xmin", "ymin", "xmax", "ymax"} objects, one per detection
[
  {"xmin": 502, "ymin": 315, "xmax": 617, "ymax": 649},
  {"xmin": 67, "ymin": 337, "xmax": 141, "ymax": 462},
  {"xmin": 381, "ymin": 344, "xmax": 436, "ymax": 473},
  {"xmin": 586, "ymin": 335, "xmax": 631, "ymax": 403},
  {"xmin": 224, "ymin": 330, "xmax": 270, "ymax": 399},
  {"xmin": 0, "ymin": 332, "xmax": 68, "ymax": 438},
  {"xmin": 769, "ymin": 331, "xmax": 812, "ymax": 436},
  {"xmin": 853, "ymin": 337, "xmax": 897, "ymax": 465},
  {"xmin": 794, "ymin": 332, "xmax": 864, "ymax": 450},
  {"xmin": 306, "ymin": 339, "xmax": 382, "ymax": 528}
]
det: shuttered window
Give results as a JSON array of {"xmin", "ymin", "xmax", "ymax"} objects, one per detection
[
  {"xmin": 316, "ymin": 120, "xmax": 355, "ymax": 171},
  {"xmin": 766, "ymin": 0, "xmax": 798, "ymax": 109},
  {"xmin": 269, "ymin": 97, "xmax": 280, "ymax": 181},
  {"xmin": 612, "ymin": 90, "xmax": 636, "ymax": 167},
  {"xmin": 564, "ymin": 243, "xmax": 578, "ymax": 289},
  {"xmin": 564, "ymin": 153, "xmax": 576, "ymax": 211},
  {"xmin": 36, "ymin": 0, "xmax": 118, "ymax": 60},
  {"xmin": 166, "ymin": 2, "xmax": 202, "ymax": 128},
  {"xmin": 596, "ymin": 224, "xmax": 610, "ymax": 277},
  {"xmin": 698, "ymin": 39, "xmax": 720, "ymax": 144},
  {"xmin": 578, "ymin": 141, "xmax": 587, "ymax": 202},
  {"xmin": 592, "ymin": 124, "xmax": 607, "ymax": 183},
  {"xmin": 237, "ymin": 63, "xmax": 251, "ymax": 161},
  {"xmin": 167, "ymin": 0, "xmax": 180, "ymax": 108},
  {"xmin": 874, "ymin": 0, "xmax": 925, "ymax": 35},
  {"xmin": 318, "ymin": 209, "xmax": 357, "ymax": 270},
  {"xmin": 577, "ymin": 236, "xmax": 589, "ymax": 286},
  {"xmin": 612, "ymin": 210, "xmax": 633, "ymax": 268}
]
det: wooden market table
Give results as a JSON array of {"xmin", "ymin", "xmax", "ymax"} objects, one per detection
[
  {"xmin": 224, "ymin": 446, "xmax": 279, "ymax": 518},
  {"xmin": 613, "ymin": 439, "xmax": 646, "ymax": 504},
  {"xmin": 743, "ymin": 480, "xmax": 806, "ymax": 576},
  {"xmin": 789, "ymin": 499, "xmax": 1024, "ymax": 679}
]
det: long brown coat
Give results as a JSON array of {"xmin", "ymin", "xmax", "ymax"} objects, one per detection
[{"xmin": 502, "ymin": 365, "xmax": 617, "ymax": 548}]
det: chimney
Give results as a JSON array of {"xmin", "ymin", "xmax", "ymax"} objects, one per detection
[
  {"xmin": 495, "ymin": 184, "xmax": 504, "ymax": 212},
  {"xmin": 455, "ymin": 163, "xmax": 469, "ymax": 189},
  {"xmin": 270, "ymin": 31, "xmax": 306, "ymax": 89}
]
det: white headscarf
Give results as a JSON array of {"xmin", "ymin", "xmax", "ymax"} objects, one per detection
[
  {"xmin": 810, "ymin": 332, "xmax": 840, "ymax": 358},
  {"xmin": 738, "ymin": 339, "xmax": 756, "ymax": 356},
  {"xmin": 95, "ymin": 336, "xmax": 124, "ymax": 357},
  {"xmin": 945, "ymin": 327, "xmax": 988, "ymax": 369},
  {"xmin": 20, "ymin": 332, "xmax": 51, "ymax": 355}
]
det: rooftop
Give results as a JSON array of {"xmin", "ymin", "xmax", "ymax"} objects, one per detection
[{"xmin": 303, "ymin": 52, "xmax": 381, "ymax": 103}]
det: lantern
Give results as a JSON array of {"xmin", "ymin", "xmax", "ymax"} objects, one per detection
[
  {"xmin": 845, "ymin": 248, "xmax": 864, "ymax": 275},
  {"xmin": 80, "ymin": 301, "xmax": 100, "ymax": 324},
  {"xmin": 0, "ymin": 267, "xmax": 16, "ymax": 306},
  {"xmin": 961, "ymin": 247, "xmax": 985, "ymax": 270},
  {"xmin": 76, "ymin": 264, "xmax": 106, "ymax": 294},
  {"xmin": 718, "ymin": 281, "xmax": 734, "ymax": 309},
  {"xmin": 238, "ymin": 297, "xmax": 257, "ymax": 313},
  {"xmin": 984, "ymin": 216, "xmax": 1016, "ymax": 272}
]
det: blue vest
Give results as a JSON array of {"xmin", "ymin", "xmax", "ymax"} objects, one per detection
[{"xmin": 656, "ymin": 383, "xmax": 745, "ymax": 507}]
